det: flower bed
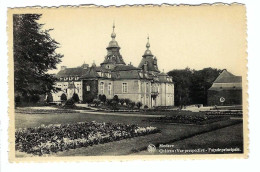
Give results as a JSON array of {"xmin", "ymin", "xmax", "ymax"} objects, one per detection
[
  {"xmin": 146, "ymin": 114, "xmax": 230, "ymax": 125},
  {"xmin": 15, "ymin": 121, "xmax": 159, "ymax": 156}
]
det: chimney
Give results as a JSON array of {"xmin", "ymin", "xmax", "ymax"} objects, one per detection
[
  {"xmin": 61, "ymin": 66, "xmax": 67, "ymax": 70},
  {"xmin": 82, "ymin": 63, "xmax": 89, "ymax": 69}
]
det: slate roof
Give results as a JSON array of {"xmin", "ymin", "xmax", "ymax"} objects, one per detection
[
  {"xmin": 138, "ymin": 56, "xmax": 160, "ymax": 72},
  {"xmin": 113, "ymin": 65, "xmax": 141, "ymax": 71},
  {"xmin": 208, "ymin": 69, "xmax": 242, "ymax": 91},
  {"xmin": 56, "ymin": 67, "xmax": 88, "ymax": 78},
  {"xmin": 213, "ymin": 69, "xmax": 242, "ymax": 83}
]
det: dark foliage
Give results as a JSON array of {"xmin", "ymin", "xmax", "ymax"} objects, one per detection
[
  {"xmin": 113, "ymin": 95, "xmax": 119, "ymax": 103},
  {"xmin": 64, "ymin": 98, "xmax": 75, "ymax": 108},
  {"xmin": 46, "ymin": 93, "xmax": 53, "ymax": 103},
  {"xmin": 72, "ymin": 93, "xmax": 79, "ymax": 102},
  {"xmin": 13, "ymin": 14, "xmax": 63, "ymax": 101},
  {"xmin": 100, "ymin": 94, "xmax": 107, "ymax": 103},
  {"xmin": 15, "ymin": 121, "xmax": 159, "ymax": 156},
  {"xmin": 60, "ymin": 93, "xmax": 67, "ymax": 102},
  {"xmin": 136, "ymin": 102, "xmax": 143, "ymax": 109},
  {"xmin": 168, "ymin": 67, "xmax": 221, "ymax": 106}
]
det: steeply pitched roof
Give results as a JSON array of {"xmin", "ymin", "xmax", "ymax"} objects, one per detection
[
  {"xmin": 208, "ymin": 69, "xmax": 242, "ymax": 91},
  {"xmin": 112, "ymin": 70, "xmax": 141, "ymax": 79},
  {"xmin": 81, "ymin": 66, "xmax": 99, "ymax": 79},
  {"xmin": 138, "ymin": 56, "xmax": 160, "ymax": 72},
  {"xmin": 56, "ymin": 67, "xmax": 88, "ymax": 78},
  {"xmin": 213, "ymin": 70, "xmax": 242, "ymax": 83},
  {"xmin": 113, "ymin": 65, "xmax": 141, "ymax": 71}
]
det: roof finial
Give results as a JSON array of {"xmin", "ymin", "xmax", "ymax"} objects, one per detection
[
  {"xmin": 111, "ymin": 21, "xmax": 116, "ymax": 39},
  {"xmin": 146, "ymin": 34, "xmax": 150, "ymax": 49},
  {"xmin": 113, "ymin": 20, "xmax": 115, "ymax": 31}
]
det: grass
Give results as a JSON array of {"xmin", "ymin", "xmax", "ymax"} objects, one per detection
[
  {"xmin": 134, "ymin": 123, "xmax": 243, "ymax": 155},
  {"xmin": 15, "ymin": 108, "xmax": 243, "ymax": 157}
]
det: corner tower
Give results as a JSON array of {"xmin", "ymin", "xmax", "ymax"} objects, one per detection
[
  {"xmin": 100, "ymin": 23, "xmax": 126, "ymax": 70},
  {"xmin": 138, "ymin": 36, "xmax": 160, "ymax": 73}
]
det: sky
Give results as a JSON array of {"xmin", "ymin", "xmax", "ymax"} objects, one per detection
[{"xmin": 36, "ymin": 5, "xmax": 246, "ymax": 75}]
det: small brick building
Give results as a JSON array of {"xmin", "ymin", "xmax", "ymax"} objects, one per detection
[{"xmin": 207, "ymin": 69, "xmax": 242, "ymax": 106}]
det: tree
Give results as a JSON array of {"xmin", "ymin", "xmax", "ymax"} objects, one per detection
[
  {"xmin": 60, "ymin": 93, "xmax": 67, "ymax": 102},
  {"xmin": 72, "ymin": 93, "xmax": 79, "ymax": 102},
  {"xmin": 13, "ymin": 14, "xmax": 63, "ymax": 100},
  {"xmin": 168, "ymin": 67, "xmax": 221, "ymax": 106},
  {"xmin": 168, "ymin": 67, "xmax": 193, "ymax": 106},
  {"xmin": 190, "ymin": 68, "xmax": 221, "ymax": 105}
]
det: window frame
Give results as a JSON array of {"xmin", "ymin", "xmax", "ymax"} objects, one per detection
[
  {"xmin": 108, "ymin": 83, "xmax": 112, "ymax": 95},
  {"xmin": 122, "ymin": 82, "xmax": 128, "ymax": 93},
  {"xmin": 100, "ymin": 82, "xmax": 104, "ymax": 94}
]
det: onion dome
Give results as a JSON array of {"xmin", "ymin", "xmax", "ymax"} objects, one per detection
[
  {"xmin": 107, "ymin": 22, "xmax": 120, "ymax": 48},
  {"xmin": 143, "ymin": 36, "xmax": 153, "ymax": 56}
]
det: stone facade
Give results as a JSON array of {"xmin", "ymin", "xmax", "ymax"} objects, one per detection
[{"xmin": 53, "ymin": 24, "xmax": 174, "ymax": 108}]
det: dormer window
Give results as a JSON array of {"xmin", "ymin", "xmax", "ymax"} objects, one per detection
[{"xmin": 139, "ymin": 72, "xmax": 143, "ymax": 78}]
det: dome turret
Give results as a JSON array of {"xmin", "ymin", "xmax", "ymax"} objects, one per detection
[{"xmin": 143, "ymin": 36, "xmax": 153, "ymax": 56}]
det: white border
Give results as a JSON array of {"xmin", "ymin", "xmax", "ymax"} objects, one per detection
[{"xmin": 1, "ymin": 0, "xmax": 260, "ymax": 171}]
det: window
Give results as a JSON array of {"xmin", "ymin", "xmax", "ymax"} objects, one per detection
[
  {"xmin": 108, "ymin": 83, "xmax": 112, "ymax": 95},
  {"xmin": 146, "ymin": 83, "xmax": 149, "ymax": 92},
  {"xmin": 86, "ymin": 85, "xmax": 90, "ymax": 91},
  {"xmin": 122, "ymin": 83, "xmax": 128, "ymax": 93},
  {"xmin": 100, "ymin": 82, "xmax": 104, "ymax": 94}
]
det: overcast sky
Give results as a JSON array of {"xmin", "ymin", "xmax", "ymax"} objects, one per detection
[{"xmin": 38, "ymin": 5, "xmax": 246, "ymax": 75}]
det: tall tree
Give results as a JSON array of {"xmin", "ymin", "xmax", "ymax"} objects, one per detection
[
  {"xmin": 13, "ymin": 14, "xmax": 63, "ymax": 100},
  {"xmin": 190, "ymin": 68, "xmax": 221, "ymax": 105},
  {"xmin": 168, "ymin": 67, "xmax": 221, "ymax": 106},
  {"xmin": 168, "ymin": 67, "xmax": 193, "ymax": 106}
]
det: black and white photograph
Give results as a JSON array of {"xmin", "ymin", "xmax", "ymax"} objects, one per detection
[{"xmin": 7, "ymin": 4, "xmax": 248, "ymax": 162}]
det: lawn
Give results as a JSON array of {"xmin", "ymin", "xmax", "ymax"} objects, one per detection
[
  {"xmin": 14, "ymin": 107, "xmax": 243, "ymax": 157},
  {"xmin": 134, "ymin": 123, "xmax": 243, "ymax": 155}
]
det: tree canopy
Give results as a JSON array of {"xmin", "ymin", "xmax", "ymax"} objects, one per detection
[
  {"xmin": 168, "ymin": 67, "xmax": 221, "ymax": 106},
  {"xmin": 13, "ymin": 14, "xmax": 63, "ymax": 99}
]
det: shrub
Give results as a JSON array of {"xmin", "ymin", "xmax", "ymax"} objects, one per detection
[
  {"xmin": 93, "ymin": 99, "xmax": 101, "ymax": 107},
  {"xmin": 64, "ymin": 98, "xmax": 75, "ymax": 108},
  {"xmin": 119, "ymin": 99, "xmax": 125, "ymax": 105},
  {"xmin": 15, "ymin": 121, "xmax": 159, "ymax": 156},
  {"xmin": 72, "ymin": 93, "xmax": 79, "ymax": 102},
  {"xmin": 144, "ymin": 105, "xmax": 149, "ymax": 109},
  {"xmin": 106, "ymin": 99, "xmax": 112, "ymax": 106},
  {"xmin": 46, "ymin": 93, "xmax": 53, "ymax": 103},
  {"xmin": 60, "ymin": 93, "xmax": 67, "ymax": 102},
  {"xmin": 136, "ymin": 102, "xmax": 143, "ymax": 109},
  {"xmin": 113, "ymin": 95, "xmax": 119, "ymax": 103},
  {"xmin": 129, "ymin": 102, "xmax": 136, "ymax": 109},
  {"xmin": 100, "ymin": 95, "xmax": 107, "ymax": 103},
  {"xmin": 124, "ymin": 98, "xmax": 131, "ymax": 106},
  {"xmin": 15, "ymin": 96, "xmax": 21, "ymax": 106},
  {"xmin": 30, "ymin": 94, "xmax": 40, "ymax": 103},
  {"xmin": 111, "ymin": 100, "xmax": 119, "ymax": 110}
]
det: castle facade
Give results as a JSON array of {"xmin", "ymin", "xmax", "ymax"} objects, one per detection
[{"xmin": 53, "ymin": 24, "xmax": 174, "ymax": 108}]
